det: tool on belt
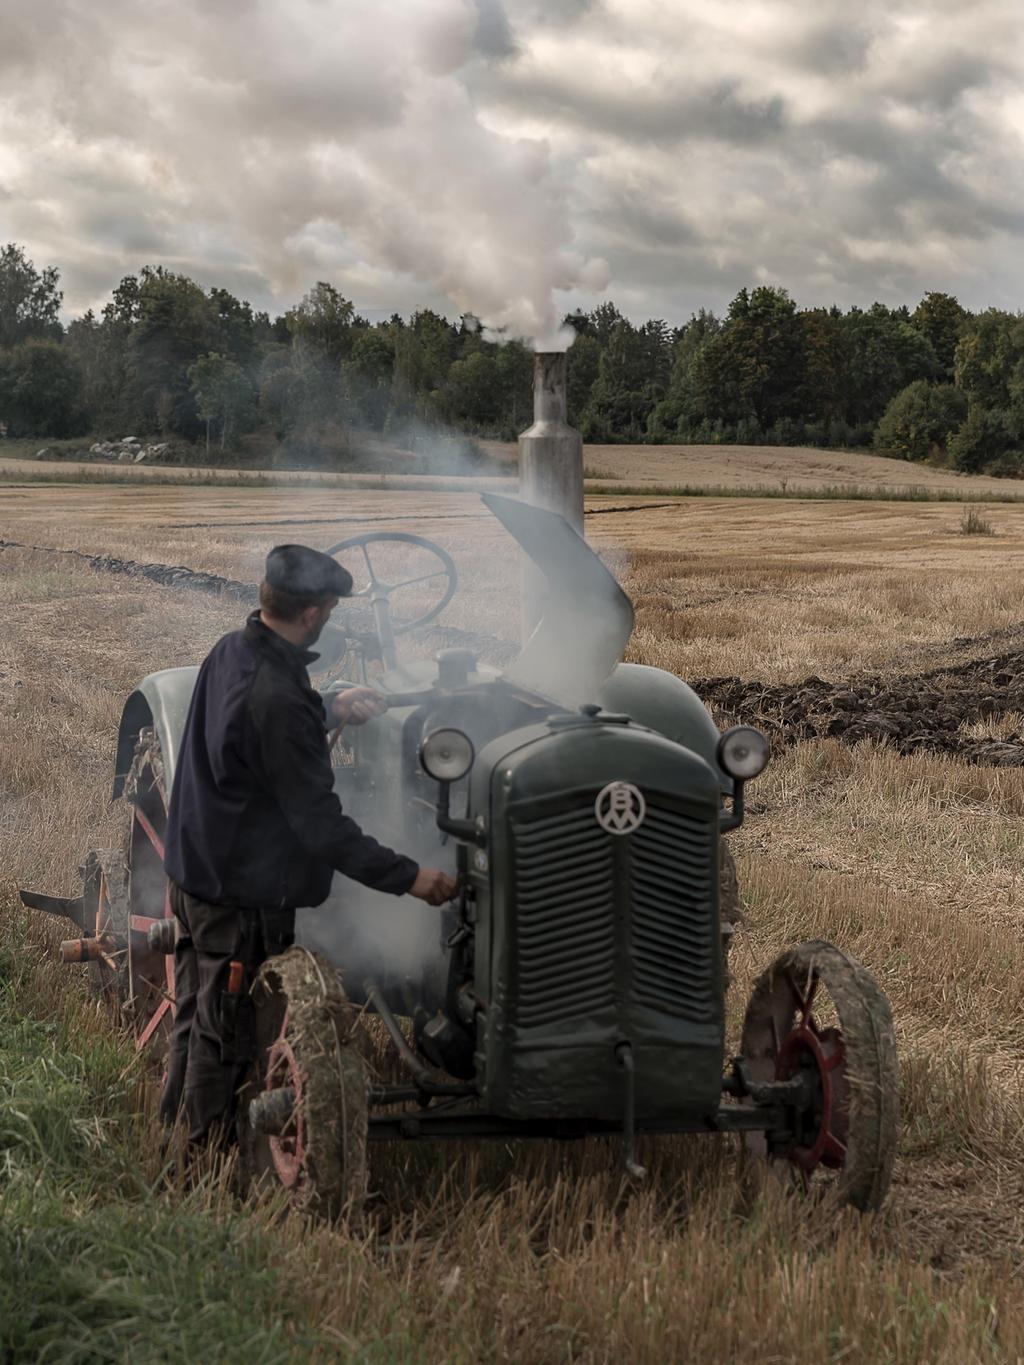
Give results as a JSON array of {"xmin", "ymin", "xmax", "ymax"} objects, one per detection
[{"xmin": 219, "ymin": 956, "xmax": 253, "ymax": 1066}]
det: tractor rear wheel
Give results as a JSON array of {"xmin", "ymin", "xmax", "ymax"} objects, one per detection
[
  {"xmin": 80, "ymin": 848, "xmax": 131, "ymax": 1000},
  {"xmin": 739, "ymin": 939, "xmax": 898, "ymax": 1211},
  {"xmin": 240, "ymin": 947, "xmax": 369, "ymax": 1221},
  {"xmin": 21, "ymin": 728, "xmax": 175, "ymax": 1054},
  {"xmin": 121, "ymin": 729, "xmax": 176, "ymax": 1057}
]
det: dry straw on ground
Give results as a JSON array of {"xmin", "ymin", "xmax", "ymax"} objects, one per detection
[{"xmin": 4, "ymin": 475, "xmax": 1024, "ymax": 1359}]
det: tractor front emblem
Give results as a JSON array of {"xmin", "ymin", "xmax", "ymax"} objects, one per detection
[{"xmin": 595, "ymin": 781, "xmax": 646, "ymax": 835}]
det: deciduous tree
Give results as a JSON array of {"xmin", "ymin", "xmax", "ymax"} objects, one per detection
[
  {"xmin": 285, "ymin": 283, "xmax": 355, "ymax": 363},
  {"xmin": 912, "ymin": 292, "xmax": 969, "ymax": 380},
  {"xmin": 126, "ymin": 268, "xmax": 222, "ymax": 437},
  {"xmin": 0, "ymin": 245, "xmax": 62, "ymax": 351},
  {"xmin": 0, "ymin": 339, "xmax": 83, "ymax": 436},
  {"xmin": 187, "ymin": 352, "xmax": 253, "ymax": 453},
  {"xmin": 873, "ymin": 381, "xmax": 967, "ymax": 462}
]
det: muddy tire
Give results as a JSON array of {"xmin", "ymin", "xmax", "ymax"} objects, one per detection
[
  {"xmin": 241, "ymin": 947, "xmax": 369, "ymax": 1221},
  {"xmin": 739, "ymin": 939, "xmax": 899, "ymax": 1212}
]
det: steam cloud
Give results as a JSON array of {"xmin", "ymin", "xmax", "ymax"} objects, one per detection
[
  {"xmin": 0, "ymin": 0, "xmax": 607, "ymax": 346},
  {"xmin": 292, "ymin": 492, "xmax": 634, "ymax": 992}
]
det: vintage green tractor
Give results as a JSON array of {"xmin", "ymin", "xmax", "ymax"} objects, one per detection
[{"xmin": 21, "ymin": 493, "xmax": 898, "ymax": 1214}]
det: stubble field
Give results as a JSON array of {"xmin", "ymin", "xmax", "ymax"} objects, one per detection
[{"xmin": 4, "ymin": 477, "xmax": 1024, "ymax": 1361}]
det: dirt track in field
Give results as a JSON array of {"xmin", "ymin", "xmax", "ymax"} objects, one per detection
[
  {"xmin": 12, "ymin": 437, "xmax": 1024, "ymax": 496},
  {"xmin": 479, "ymin": 439, "xmax": 1024, "ymax": 494},
  {"xmin": 5, "ymin": 531, "xmax": 1024, "ymax": 767},
  {"xmin": 7, "ymin": 483, "xmax": 1024, "ymax": 823}
]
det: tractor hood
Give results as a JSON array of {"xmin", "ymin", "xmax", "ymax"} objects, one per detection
[{"xmin": 483, "ymin": 492, "xmax": 634, "ymax": 706}]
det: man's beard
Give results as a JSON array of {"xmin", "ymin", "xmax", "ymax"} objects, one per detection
[{"xmin": 302, "ymin": 607, "xmax": 333, "ymax": 647}]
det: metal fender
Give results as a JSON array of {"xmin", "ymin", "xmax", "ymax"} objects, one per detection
[
  {"xmin": 598, "ymin": 662, "xmax": 731, "ymax": 789},
  {"xmin": 111, "ymin": 666, "xmax": 199, "ymax": 799}
]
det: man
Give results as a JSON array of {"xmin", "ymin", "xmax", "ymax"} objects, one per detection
[{"xmin": 160, "ymin": 542, "xmax": 456, "ymax": 1147}]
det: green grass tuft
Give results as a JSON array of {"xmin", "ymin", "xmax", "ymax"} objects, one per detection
[
  {"xmin": 959, "ymin": 506, "xmax": 997, "ymax": 535},
  {"xmin": 0, "ymin": 921, "xmax": 333, "ymax": 1363}
]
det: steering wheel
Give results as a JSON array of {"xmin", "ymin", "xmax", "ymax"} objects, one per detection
[{"xmin": 325, "ymin": 531, "xmax": 458, "ymax": 672}]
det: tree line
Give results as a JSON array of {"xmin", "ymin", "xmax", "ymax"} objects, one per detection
[{"xmin": 1, "ymin": 242, "xmax": 1022, "ymax": 475}]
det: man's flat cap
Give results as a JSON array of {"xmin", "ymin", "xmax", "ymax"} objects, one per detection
[{"xmin": 264, "ymin": 544, "xmax": 353, "ymax": 598}]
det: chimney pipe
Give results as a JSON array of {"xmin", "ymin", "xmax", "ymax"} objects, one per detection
[{"xmin": 518, "ymin": 351, "xmax": 583, "ymax": 638}]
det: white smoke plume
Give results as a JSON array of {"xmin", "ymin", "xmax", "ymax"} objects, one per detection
[
  {"xmin": 291, "ymin": 491, "xmax": 633, "ymax": 991},
  {"xmin": 0, "ymin": 0, "xmax": 607, "ymax": 346}
]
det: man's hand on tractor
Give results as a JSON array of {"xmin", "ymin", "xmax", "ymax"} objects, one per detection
[
  {"xmin": 328, "ymin": 687, "xmax": 388, "ymax": 728},
  {"xmin": 409, "ymin": 867, "xmax": 459, "ymax": 905}
]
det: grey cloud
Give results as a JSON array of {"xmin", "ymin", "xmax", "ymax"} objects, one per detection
[
  {"xmin": 490, "ymin": 71, "xmax": 786, "ymax": 146},
  {"xmin": 474, "ymin": 0, "xmax": 519, "ymax": 58},
  {"xmin": 881, "ymin": 51, "xmax": 1008, "ymax": 109},
  {"xmin": 507, "ymin": 0, "xmax": 602, "ymax": 26},
  {"xmin": 787, "ymin": 21, "xmax": 873, "ymax": 76},
  {"xmin": 798, "ymin": 100, "xmax": 1021, "ymax": 242},
  {"xmin": 75, "ymin": 208, "xmax": 174, "ymax": 258},
  {"xmin": 593, "ymin": 189, "xmax": 704, "ymax": 253}
]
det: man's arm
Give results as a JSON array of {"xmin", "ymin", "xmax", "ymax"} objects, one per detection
[{"xmin": 256, "ymin": 693, "xmax": 418, "ymax": 895}]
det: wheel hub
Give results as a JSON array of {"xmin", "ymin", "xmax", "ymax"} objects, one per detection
[{"xmin": 775, "ymin": 1021, "xmax": 849, "ymax": 1176}]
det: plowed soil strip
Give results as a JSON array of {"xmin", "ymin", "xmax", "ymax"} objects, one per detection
[
  {"xmin": 0, "ymin": 536, "xmax": 257, "ymax": 600},
  {"xmin": 584, "ymin": 502, "xmax": 678, "ymax": 516},
  {"xmin": 700, "ymin": 652, "xmax": 1024, "ymax": 765}
]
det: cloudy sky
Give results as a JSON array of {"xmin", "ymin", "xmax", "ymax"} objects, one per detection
[{"xmin": 1, "ymin": 0, "xmax": 1021, "ymax": 337}]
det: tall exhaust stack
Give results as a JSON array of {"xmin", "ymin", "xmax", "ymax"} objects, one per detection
[{"xmin": 518, "ymin": 351, "xmax": 584, "ymax": 638}]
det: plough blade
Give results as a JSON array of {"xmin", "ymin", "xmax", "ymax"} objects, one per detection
[{"xmin": 19, "ymin": 888, "xmax": 88, "ymax": 933}]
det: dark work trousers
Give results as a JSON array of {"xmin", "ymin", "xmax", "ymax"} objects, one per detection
[{"xmin": 159, "ymin": 882, "xmax": 294, "ymax": 1147}]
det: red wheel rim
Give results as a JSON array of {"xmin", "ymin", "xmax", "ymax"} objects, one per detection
[
  {"xmin": 774, "ymin": 969, "xmax": 849, "ymax": 1182},
  {"xmin": 267, "ymin": 1011, "xmax": 306, "ymax": 1188}
]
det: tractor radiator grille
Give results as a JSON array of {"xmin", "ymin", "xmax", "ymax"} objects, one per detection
[
  {"xmin": 510, "ymin": 797, "xmax": 715, "ymax": 1030},
  {"xmin": 628, "ymin": 803, "xmax": 716, "ymax": 1023},
  {"xmin": 511, "ymin": 806, "xmax": 617, "ymax": 1029}
]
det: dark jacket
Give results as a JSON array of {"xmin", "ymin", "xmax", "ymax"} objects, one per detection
[{"xmin": 164, "ymin": 612, "xmax": 418, "ymax": 908}]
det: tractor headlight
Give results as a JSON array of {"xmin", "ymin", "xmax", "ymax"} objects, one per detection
[
  {"xmin": 717, "ymin": 726, "xmax": 770, "ymax": 781},
  {"xmin": 420, "ymin": 728, "xmax": 475, "ymax": 784}
]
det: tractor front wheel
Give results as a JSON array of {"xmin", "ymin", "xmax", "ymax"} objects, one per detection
[
  {"xmin": 739, "ymin": 939, "xmax": 898, "ymax": 1211},
  {"xmin": 240, "ymin": 947, "xmax": 369, "ymax": 1221}
]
